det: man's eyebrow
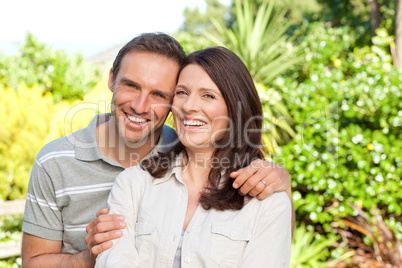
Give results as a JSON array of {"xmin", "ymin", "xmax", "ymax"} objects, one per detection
[{"xmin": 120, "ymin": 77, "xmax": 139, "ymax": 87}]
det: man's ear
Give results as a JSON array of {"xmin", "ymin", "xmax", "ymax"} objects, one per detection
[{"xmin": 108, "ymin": 68, "xmax": 114, "ymax": 92}]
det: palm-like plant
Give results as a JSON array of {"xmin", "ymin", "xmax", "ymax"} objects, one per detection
[
  {"xmin": 204, "ymin": 0, "xmax": 299, "ymax": 84},
  {"xmin": 204, "ymin": 0, "xmax": 299, "ymax": 153},
  {"xmin": 290, "ymin": 224, "xmax": 332, "ymax": 268}
]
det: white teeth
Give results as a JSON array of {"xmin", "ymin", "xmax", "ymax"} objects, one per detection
[
  {"xmin": 128, "ymin": 115, "xmax": 147, "ymax": 123},
  {"xmin": 183, "ymin": 119, "xmax": 206, "ymax": 126}
]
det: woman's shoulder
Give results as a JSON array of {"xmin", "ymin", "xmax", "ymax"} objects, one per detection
[
  {"xmin": 114, "ymin": 165, "xmax": 153, "ymax": 188},
  {"xmin": 258, "ymin": 191, "xmax": 292, "ymax": 214}
]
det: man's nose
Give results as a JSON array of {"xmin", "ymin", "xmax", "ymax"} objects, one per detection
[{"xmin": 131, "ymin": 92, "xmax": 150, "ymax": 115}]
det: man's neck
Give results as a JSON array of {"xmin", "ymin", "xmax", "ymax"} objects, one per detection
[{"xmin": 96, "ymin": 120, "xmax": 158, "ymax": 168}]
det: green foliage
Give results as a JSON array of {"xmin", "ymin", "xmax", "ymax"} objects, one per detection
[
  {"xmin": 0, "ymin": 256, "xmax": 21, "ymax": 268},
  {"xmin": 0, "ymin": 33, "xmax": 100, "ymax": 102},
  {"xmin": 0, "ymin": 83, "xmax": 110, "ymax": 201},
  {"xmin": 0, "ymin": 86, "xmax": 55, "ymax": 200},
  {"xmin": 205, "ymin": 0, "xmax": 300, "ymax": 85},
  {"xmin": 278, "ymin": 23, "xmax": 402, "ymax": 236},
  {"xmin": 0, "ymin": 215, "xmax": 22, "ymax": 243},
  {"xmin": 313, "ymin": 0, "xmax": 396, "ymax": 43},
  {"xmin": 0, "ymin": 215, "xmax": 22, "ymax": 266},
  {"xmin": 290, "ymin": 224, "xmax": 333, "ymax": 267},
  {"xmin": 256, "ymin": 83, "xmax": 295, "ymax": 153},
  {"xmin": 181, "ymin": 0, "xmax": 228, "ymax": 34},
  {"xmin": 174, "ymin": 31, "xmax": 214, "ymax": 55},
  {"xmin": 270, "ymin": 0, "xmax": 321, "ymax": 22}
]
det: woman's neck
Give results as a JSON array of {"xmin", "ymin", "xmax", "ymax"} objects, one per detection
[{"xmin": 181, "ymin": 148, "xmax": 214, "ymax": 187}]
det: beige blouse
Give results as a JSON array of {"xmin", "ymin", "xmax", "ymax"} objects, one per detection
[{"xmin": 96, "ymin": 163, "xmax": 292, "ymax": 268}]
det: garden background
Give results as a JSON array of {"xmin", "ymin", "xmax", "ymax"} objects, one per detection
[{"xmin": 1, "ymin": 0, "xmax": 401, "ymax": 267}]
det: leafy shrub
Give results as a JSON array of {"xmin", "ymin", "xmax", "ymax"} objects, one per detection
[
  {"xmin": 174, "ymin": 31, "xmax": 214, "ymax": 54},
  {"xmin": 277, "ymin": 24, "xmax": 402, "ymax": 237},
  {"xmin": 0, "ymin": 86, "xmax": 55, "ymax": 200},
  {"xmin": 0, "ymin": 84, "xmax": 110, "ymax": 201},
  {"xmin": 0, "ymin": 33, "xmax": 100, "ymax": 102}
]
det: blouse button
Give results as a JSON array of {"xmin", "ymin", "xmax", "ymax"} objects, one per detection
[{"xmin": 184, "ymin": 257, "xmax": 191, "ymax": 263}]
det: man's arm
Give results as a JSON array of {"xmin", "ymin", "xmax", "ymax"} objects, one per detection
[
  {"xmin": 21, "ymin": 233, "xmax": 94, "ymax": 268},
  {"xmin": 22, "ymin": 154, "xmax": 99, "ymax": 267},
  {"xmin": 230, "ymin": 159, "xmax": 295, "ymax": 234}
]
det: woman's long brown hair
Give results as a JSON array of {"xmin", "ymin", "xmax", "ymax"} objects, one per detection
[{"xmin": 141, "ymin": 47, "xmax": 265, "ymax": 210}]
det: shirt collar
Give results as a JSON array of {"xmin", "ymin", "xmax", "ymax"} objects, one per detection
[
  {"xmin": 152, "ymin": 154, "xmax": 184, "ymax": 185},
  {"xmin": 73, "ymin": 113, "xmax": 109, "ymax": 162}
]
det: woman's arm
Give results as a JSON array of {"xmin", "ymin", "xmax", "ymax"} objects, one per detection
[
  {"xmin": 95, "ymin": 168, "xmax": 144, "ymax": 267},
  {"xmin": 241, "ymin": 192, "xmax": 292, "ymax": 268}
]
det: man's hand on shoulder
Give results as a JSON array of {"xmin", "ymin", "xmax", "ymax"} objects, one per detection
[
  {"xmin": 85, "ymin": 208, "xmax": 127, "ymax": 261},
  {"xmin": 230, "ymin": 159, "xmax": 291, "ymax": 200}
]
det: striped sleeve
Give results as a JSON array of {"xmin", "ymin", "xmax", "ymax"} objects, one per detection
[{"xmin": 22, "ymin": 157, "xmax": 63, "ymax": 241}]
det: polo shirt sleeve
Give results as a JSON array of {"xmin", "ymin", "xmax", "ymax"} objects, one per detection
[
  {"xmin": 22, "ymin": 159, "xmax": 63, "ymax": 241},
  {"xmin": 240, "ymin": 192, "xmax": 292, "ymax": 267}
]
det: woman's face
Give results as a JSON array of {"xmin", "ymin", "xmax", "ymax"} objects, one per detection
[{"xmin": 172, "ymin": 64, "xmax": 229, "ymax": 153}]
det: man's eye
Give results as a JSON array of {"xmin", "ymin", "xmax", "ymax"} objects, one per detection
[{"xmin": 154, "ymin": 92, "xmax": 165, "ymax": 99}]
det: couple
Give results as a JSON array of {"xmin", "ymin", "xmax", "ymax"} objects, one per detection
[{"xmin": 22, "ymin": 33, "xmax": 292, "ymax": 267}]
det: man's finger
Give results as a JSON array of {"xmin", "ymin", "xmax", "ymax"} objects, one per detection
[
  {"xmin": 96, "ymin": 208, "xmax": 109, "ymax": 218},
  {"xmin": 231, "ymin": 165, "xmax": 260, "ymax": 189},
  {"xmin": 247, "ymin": 181, "xmax": 267, "ymax": 197},
  {"xmin": 86, "ymin": 214, "xmax": 125, "ymax": 234},
  {"xmin": 90, "ymin": 230, "xmax": 122, "ymax": 248},
  {"xmin": 256, "ymin": 180, "xmax": 278, "ymax": 200},
  {"xmin": 237, "ymin": 166, "xmax": 272, "ymax": 195},
  {"xmin": 85, "ymin": 219, "xmax": 126, "ymax": 245},
  {"xmin": 229, "ymin": 168, "xmax": 244, "ymax": 179},
  {"xmin": 89, "ymin": 240, "xmax": 114, "ymax": 261}
]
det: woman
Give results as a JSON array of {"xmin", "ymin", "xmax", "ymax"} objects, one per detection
[{"xmin": 96, "ymin": 47, "xmax": 291, "ymax": 267}]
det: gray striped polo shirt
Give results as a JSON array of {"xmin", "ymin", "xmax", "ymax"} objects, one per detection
[{"xmin": 22, "ymin": 113, "xmax": 177, "ymax": 254}]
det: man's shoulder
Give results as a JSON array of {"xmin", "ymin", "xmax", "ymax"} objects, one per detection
[
  {"xmin": 158, "ymin": 124, "xmax": 178, "ymax": 153},
  {"xmin": 36, "ymin": 127, "xmax": 89, "ymax": 160}
]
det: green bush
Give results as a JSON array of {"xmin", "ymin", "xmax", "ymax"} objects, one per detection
[
  {"xmin": 0, "ymin": 86, "xmax": 55, "ymax": 200},
  {"xmin": 0, "ymin": 33, "xmax": 100, "ymax": 102},
  {"xmin": 0, "ymin": 83, "xmax": 110, "ymax": 201},
  {"xmin": 277, "ymin": 24, "xmax": 402, "ymax": 237}
]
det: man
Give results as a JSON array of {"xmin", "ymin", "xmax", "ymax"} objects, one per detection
[{"xmin": 21, "ymin": 33, "xmax": 292, "ymax": 267}]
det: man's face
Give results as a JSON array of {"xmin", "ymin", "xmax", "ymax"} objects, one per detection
[{"xmin": 109, "ymin": 51, "xmax": 180, "ymax": 146}]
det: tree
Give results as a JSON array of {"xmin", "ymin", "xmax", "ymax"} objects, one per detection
[
  {"xmin": 395, "ymin": 0, "xmax": 402, "ymax": 67},
  {"xmin": 181, "ymin": 0, "xmax": 228, "ymax": 34},
  {"xmin": 0, "ymin": 33, "xmax": 100, "ymax": 102},
  {"xmin": 369, "ymin": 0, "xmax": 381, "ymax": 34}
]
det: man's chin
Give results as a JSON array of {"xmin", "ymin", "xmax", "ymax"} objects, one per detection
[{"xmin": 120, "ymin": 133, "xmax": 149, "ymax": 148}]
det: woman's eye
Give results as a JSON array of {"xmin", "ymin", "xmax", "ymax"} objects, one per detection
[
  {"xmin": 204, "ymin": 94, "xmax": 215, "ymax": 99},
  {"xmin": 175, "ymin": 90, "xmax": 187, "ymax": 95}
]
